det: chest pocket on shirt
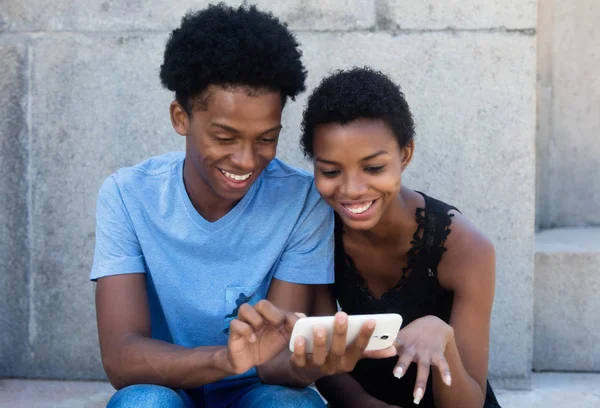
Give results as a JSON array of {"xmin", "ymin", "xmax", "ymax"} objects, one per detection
[{"xmin": 223, "ymin": 284, "xmax": 263, "ymax": 335}]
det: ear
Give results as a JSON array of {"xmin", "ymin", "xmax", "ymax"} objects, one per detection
[
  {"xmin": 400, "ymin": 139, "xmax": 415, "ymax": 172},
  {"xmin": 169, "ymin": 100, "xmax": 189, "ymax": 136}
]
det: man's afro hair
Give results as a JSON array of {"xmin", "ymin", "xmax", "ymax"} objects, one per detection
[{"xmin": 160, "ymin": 3, "xmax": 307, "ymax": 112}]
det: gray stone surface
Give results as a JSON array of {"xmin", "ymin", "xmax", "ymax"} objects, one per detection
[
  {"xmin": 537, "ymin": 0, "xmax": 600, "ymax": 228},
  {"xmin": 0, "ymin": 39, "xmax": 30, "ymax": 378},
  {"xmin": 0, "ymin": 379, "xmax": 114, "ymax": 408},
  {"xmin": 3, "ymin": 373, "xmax": 600, "ymax": 407},
  {"xmin": 26, "ymin": 33, "xmax": 180, "ymax": 380},
  {"xmin": 375, "ymin": 0, "xmax": 536, "ymax": 30},
  {"xmin": 495, "ymin": 373, "xmax": 600, "ymax": 408},
  {"xmin": 0, "ymin": 0, "xmax": 374, "ymax": 32},
  {"xmin": 534, "ymin": 228, "xmax": 600, "ymax": 371},
  {"xmin": 285, "ymin": 31, "xmax": 536, "ymax": 387}
]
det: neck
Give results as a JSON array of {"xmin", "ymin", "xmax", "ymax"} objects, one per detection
[{"xmin": 183, "ymin": 159, "xmax": 238, "ymax": 222}]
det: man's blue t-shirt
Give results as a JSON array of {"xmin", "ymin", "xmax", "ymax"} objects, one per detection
[{"xmin": 91, "ymin": 152, "xmax": 334, "ymax": 355}]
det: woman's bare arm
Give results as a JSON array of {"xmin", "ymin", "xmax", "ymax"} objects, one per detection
[{"xmin": 431, "ymin": 212, "xmax": 496, "ymax": 408}]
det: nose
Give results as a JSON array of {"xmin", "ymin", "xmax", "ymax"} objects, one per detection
[
  {"xmin": 340, "ymin": 173, "xmax": 368, "ymax": 198},
  {"xmin": 230, "ymin": 142, "xmax": 257, "ymax": 172}
]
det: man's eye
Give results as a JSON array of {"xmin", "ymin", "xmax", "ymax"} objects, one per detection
[
  {"xmin": 258, "ymin": 138, "xmax": 277, "ymax": 143},
  {"xmin": 214, "ymin": 135, "xmax": 235, "ymax": 143}
]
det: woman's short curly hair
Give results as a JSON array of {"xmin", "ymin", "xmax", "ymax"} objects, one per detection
[
  {"xmin": 160, "ymin": 3, "xmax": 306, "ymax": 113},
  {"xmin": 301, "ymin": 67, "xmax": 415, "ymax": 158}
]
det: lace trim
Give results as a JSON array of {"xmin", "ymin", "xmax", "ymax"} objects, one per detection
[{"xmin": 424, "ymin": 210, "xmax": 455, "ymax": 277}]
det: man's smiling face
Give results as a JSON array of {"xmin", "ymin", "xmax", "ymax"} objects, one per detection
[{"xmin": 175, "ymin": 85, "xmax": 283, "ymax": 214}]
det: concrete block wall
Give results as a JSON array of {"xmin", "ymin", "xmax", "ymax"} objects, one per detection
[
  {"xmin": 537, "ymin": 0, "xmax": 600, "ymax": 229},
  {"xmin": 0, "ymin": 39, "xmax": 29, "ymax": 378},
  {"xmin": 534, "ymin": 228, "xmax": 600, "ymax": 371},
  {"xmin": 0, "ymin": 1, "xmax": 537, "ymax": 388},
  {"xmin": 533, "ymin": 0, "xmax": 600, "ymax": 372}
]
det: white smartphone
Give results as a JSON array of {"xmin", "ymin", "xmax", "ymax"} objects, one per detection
[{"xmin": 289, "ymin": 313, "xmax": 402, "ymax": 353}]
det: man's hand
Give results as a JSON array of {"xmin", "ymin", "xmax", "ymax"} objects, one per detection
[{"xmin": 226, "ymin": 299, "xmax": 299, "ymax": 375}]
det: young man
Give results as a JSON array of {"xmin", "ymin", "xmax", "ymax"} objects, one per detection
[{"xmin": 91, "ymin": 4, "xmax": 334, "ymax": 407}]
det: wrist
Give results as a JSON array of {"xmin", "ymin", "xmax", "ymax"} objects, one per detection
[
  {"xmin": 291, "ymin": 361, "xmax": 323, "ymax": 386},
  {"xmin": 212, "ymin": 346, "xmax": 236, "ymax": 377}
]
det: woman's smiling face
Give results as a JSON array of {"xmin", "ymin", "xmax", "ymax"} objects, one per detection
[{"xmin": 312, "ymin": 118, "xmax": 413, "ymax": 230}]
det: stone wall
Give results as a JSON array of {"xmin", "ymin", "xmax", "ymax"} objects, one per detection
[
  {"xmin": 0, "ymin": 0, "xmax": 536, "ymax": 388},
  {"xmin": 537, "ymin": 0, "xmax": 600, "ymax": 228}
]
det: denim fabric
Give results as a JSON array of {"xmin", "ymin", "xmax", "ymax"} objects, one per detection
[{"xmin": 106, "ymin": 377, "xmax": 326, "ymax": 408}]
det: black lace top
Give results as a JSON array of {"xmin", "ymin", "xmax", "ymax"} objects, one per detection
[{"xmin": 332, "ymin": 192, "xmax": 500, "ymax": 408}]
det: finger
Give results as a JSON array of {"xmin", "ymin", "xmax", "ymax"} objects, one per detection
[
  {"xmin": 362, "ymin": 345, "xmax": 397, "ymax": 359},
  {"xmin": 432, "ymin": 353, "xmax": 452, "ymax": 386},
  {"xmin": 344, "ymin": 319, "xmax": 376, "ymax": 366},
  {"xmin": 283, "ymin": 312, "xmax": 301, "ymax": 335},
  {"xmin": 393, "ymin": 345, "xmax": 416, "ymax": 379},
  {"xmin": 413, "ymin": 359, "xmax": 431, "ymax": 405},
  {"xmin": 254, "ymin": 299, "xmax": 285, "ymax": 327},
  {"xmin": 229, "ymin": 319, "xmax": 256, "ymax": 343},
  {"xmin": 291, "ymin": 336, "xmax": 308, "ymax": 368},
  {"xmin": 327, "ymin": 312, "xmax": 349, "ymax": 370},
  {"xmin": 237, "ymin": 303, "xmax": 264, "ymax": 331},
  {"xmin": 311, "ymin": 326, "xmax": 329, "ymax": 366}
]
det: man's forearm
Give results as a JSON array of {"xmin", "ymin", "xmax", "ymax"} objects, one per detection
[{"xmin": 104, "ymin": 335, "xmax": 236, "ymax": 390}]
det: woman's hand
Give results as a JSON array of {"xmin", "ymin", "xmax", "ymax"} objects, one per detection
[
  {"xmin": 226, "ymin": 300, "xmax": 298, "ymax": 375},
  {"xmin": 290, "ymin": 312, "xmax": 396, "ymax": 381},
  {"xmin": 393, "ymin": 315, "xmax": 454, "ymax": 405}
]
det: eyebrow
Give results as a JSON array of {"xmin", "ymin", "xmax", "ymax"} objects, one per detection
[
  {"xmin": 211, "ymin": 123, "xmax": 282, "ymax": 137},
  {"xmin": 315, "ymin": 150, "xmax": 389, "ymax": 165}
]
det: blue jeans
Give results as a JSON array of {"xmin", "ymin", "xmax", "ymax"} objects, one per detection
[{"xmin": 106, "ymin": 376, "xmax": 326, "ymax": 408}]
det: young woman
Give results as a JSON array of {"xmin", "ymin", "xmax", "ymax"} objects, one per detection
[{"xmin": 298, "ymin": 67, "xmax": 501, "ymax": 408}]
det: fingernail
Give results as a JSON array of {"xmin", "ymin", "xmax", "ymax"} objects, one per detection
[
  {"xmin": 366, "ymin": 320, "xmax": 375, "ymax": 329},
  {"xmin": 250, "ymin": 334, "xmax": 257, "ymax": 343},
  {"xmin": 413, "ymin": 387, "xmax": 423, "ymax": 405},
  {"xmin": 317, "ymin": 328, "xmax": 326, "ymax": 337},
  {"xmin": 444, "ymin": 374, "xmax": 452, "ymax": 386},
  {"xmin": 297, "ymin": 337, "xmax": 305, "ymax": 346},
  {"xmin": 336, "ymin": 313, "xmax": 347, "ymax": 324},
  {"xmin": 393, "ymin": 366, "xmax": 403, "ymax": 379}
]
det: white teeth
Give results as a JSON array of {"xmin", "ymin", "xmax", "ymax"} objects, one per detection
[
  {"xmin": 344, "ymin": 201, "xmax": 374, "ymax": 214},
  {"xmin": 221, "ymin": 170, "xmax": 252, "ymax": 181}
]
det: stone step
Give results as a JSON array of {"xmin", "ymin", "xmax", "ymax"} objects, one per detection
[
  {"xmin": 1, "ymin": 373, "xmax": 600, "ymax": 407},
  {"xmin": 534, "ymin": 228, "xmax": 600, "ymax": 371}
]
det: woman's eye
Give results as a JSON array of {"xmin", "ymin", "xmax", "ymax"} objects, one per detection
[
  {"xmin": 365, "ymin": 165, "xmax": 385, "ymax": 173},
  {"xmin": 320, "ymin": 169, "xmax": 340, "ymax": 177}
]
